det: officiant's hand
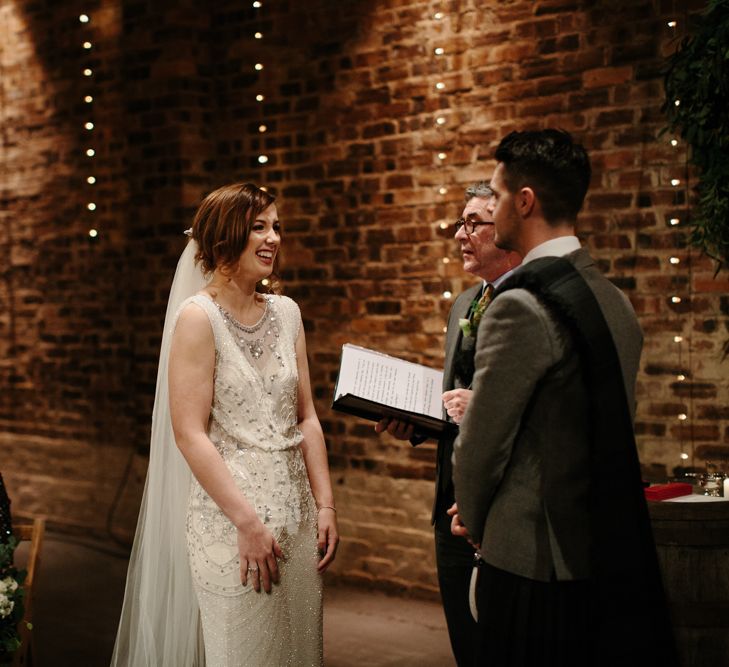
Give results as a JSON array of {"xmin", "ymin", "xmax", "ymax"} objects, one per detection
[
  {"xmin": 442, "ymin": 389, "xmax": 472, "ymax": 424},
  {"xmin": 238, "ymin": 519, "xmax": 284, "ymax": 593},
  {"xmin": 375, "ymin": 417, "xmax": 414, "ymax": 440}
]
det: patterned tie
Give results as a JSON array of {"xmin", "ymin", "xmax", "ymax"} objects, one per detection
[
  {"xmin": 454, "ymin": 283, "xmax": 495, "ymax": 387},
  {"xmin": 460, "ymin": 283, "xmax": 494, "ymax": 338},
  {"xmin": 472, "ymin": 283, "xmax": 494, "ymax": 325}
]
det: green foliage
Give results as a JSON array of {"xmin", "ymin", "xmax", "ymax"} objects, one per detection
[
  {"xmin": 663, "ymin": 0, "xmax": 729, "ymax": 269},
  {"xmin": 0, "ymin": 536, "xmax": 27, "ymax": 661}
]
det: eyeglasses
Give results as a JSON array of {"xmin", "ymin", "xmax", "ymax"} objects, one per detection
[{"xmin": 454, "ymin": 218, "xmax": 494, "ymax": 235}]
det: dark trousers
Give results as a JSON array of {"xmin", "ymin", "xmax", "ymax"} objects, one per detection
[
  {"xmin": 434, "ymin": 508, "xmax": 478, "ymax": 667},
  {"xmin": 474, "ymin": 561, "xmax": 590, "ymax": 667}
]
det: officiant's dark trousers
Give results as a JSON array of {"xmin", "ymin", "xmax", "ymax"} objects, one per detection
[{"xmin": 434, "ymin": 506, "xmax": 478, "ymax": 667}]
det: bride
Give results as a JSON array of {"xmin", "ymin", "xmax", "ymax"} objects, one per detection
[{"xmin": 111, "ymin": 183, "xmax": 338, "ymax": 666}]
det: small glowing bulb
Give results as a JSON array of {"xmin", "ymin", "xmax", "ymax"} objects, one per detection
[
  {"xmin": 678, "ymin": 413, "xmax": 687, "ymax": 421},
  {"xmin": 88, "ymin": 228, "xmax": 98, "ymax": 238},
  {"xmin": 84, "ymin": 68, "xmax": 93, "ymax": 77},
  {"xmin": 87, "ymin": 176, "xmax": 96, "ymax": 184},
  {"xmin": 434, "ymin": 47, "xmax": 445, "ymax": 55},
  {"xmin": 434, "ymin": 12, "xmax": 444, "ymax": 19},
  {"xmin": 437, "ymin": 152, "xmax": 447, "ymax": 160},
  {"xmin": 677, "ymin": 374, "xmax": 686, "ymax": 381},
  {"xmin": 253, "ymin": 0, "xmax": 262, "ymax": 6},
  {"xmin": 79, "ymin": 14, "xmax": 89, "ymax": 23},
  {"xmin": 258, "ymin": 154, "xmax": 269, "ymax": 164},
  {"xmin": 671, "ymin": 296, "xmax": 682, "ymax": 303},
  {"xmin": 669, "ymin": 257, "xmax": 680, "ymax": 265},
  {"xmin": 442, "ymin": 257, "xmax": 450, "ymax": 264},
  {"xmin": 674, "ymin": 99, "xmax": 681, "ymax": 106},
  {"xmin": 260, "ymin": 186, "xmax": 268, "ymax": 192},
  {"xmin": 668, "ymin": 20, "xmax": 677, "ymax": 27},
  {"xmin": 435, "ymin": 81, "xmax": 446, "ymax": 90},
  {"xmin": 85, "ymin": 95, "xmax": 93, "ymax": 103},
  {"xmin": 256, "ymin": 94, "xmax": 264, "ymax": 102},
  {"xmin": 254, "ymin": 31, "xmax": 263, "ymax": 39},
  {"xmin": 258, "ymin": 124, "xmax": 267, "ymax": 133},
  {"xmin": 669, "ymin": 217, "xmax": 680, "ymax": 226},
  {"xmin": 86, "ymin": 148, "xmax": 95, "ymax": 157},
  {"xmin": 436, "ymin": 116, "xmax": 446, "ymax": 125},
  {"xmin": 85, "ymin": 122, "xmax": 94, "ymax": 130},
  {"xmin": 83, "ymin": 41, "xmax": 92, "ymax": 49},
  {"xmin": 674, "ymin": 335, "xmax": 683, "ymax": 343},
  {"xmin": 442, "ymin": 291, "xmax": 452, "ymax": 299},
  {"xmin": 438, "ymin": 187, "xmax": 448, "ymax": 195},
  {"xmin": 439, "ymin": 221, "xmax": 448, "ymax": 230},
  {"xmin": 255, "ymin": 63, "xmax": 264, "ymax": 71},
  {"xmin": 680, "ymin": 452, "xmax": 689, "ymax": 460},
  {"xmin": 87, "ymin": 202, "xmax": 96, "ymax": 211},
  {"xmin": 670, "ymin": 139, "xmax": 678, "ymax": 146},
  {"xmin": 261, "ymin": 278, "xmax": 269, "ymax": 285},
  {"xmin": 442, "ymin": 326, "xmax": 447, "ymax": 333},
  {"xmin": 671, "ymin": 178, "xmax": 680, "ymax": 186}
]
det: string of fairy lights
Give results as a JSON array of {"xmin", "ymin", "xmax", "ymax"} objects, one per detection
[
  {"xmin": 253, "ymin": 0, "xmax": 269, "ymax": 172},
  {"xmin": 78, "ymin": 12, "xmax": 98, "ymax": 240},
  {"xmin": 429, "ymin": 9, "xmax": 455, "ymax": 326},
  {"xmin": 666, "ymin": 13, "xmax": 694, "ymax": 467},
  {"xmin": 252, "ymin": 1, "xmax": 272, "ymax": 288}
]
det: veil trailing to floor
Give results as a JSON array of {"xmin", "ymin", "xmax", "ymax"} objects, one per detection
[{"xmin": 111, "ymin": 236, "xmax": 208, "ymax": 667}]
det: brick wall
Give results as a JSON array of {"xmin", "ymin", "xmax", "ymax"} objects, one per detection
[{"xmin": 1, "ymin": 0, "xmax": 725, "ymax": 597}]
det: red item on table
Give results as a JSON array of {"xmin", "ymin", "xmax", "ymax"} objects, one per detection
[{"xmin": 644, "ymin": 482, "xmax": 693, "ymax": 501}]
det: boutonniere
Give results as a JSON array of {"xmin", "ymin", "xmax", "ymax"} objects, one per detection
[
  {"xmin": 458, "ymin": 285, "xmax": 494, "ymax": 338},
  {"xmin": 458, "ymin": 298, "xmax": 485, "ymax": 338}
]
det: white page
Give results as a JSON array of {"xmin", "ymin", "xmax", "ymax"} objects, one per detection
[{"xmin": 335, "ymin": 343, "xmax": 444, "ymax": 419}]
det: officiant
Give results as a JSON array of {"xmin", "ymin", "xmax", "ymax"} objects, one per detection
[{"xmin": 375, "ymin": 181, "xmax": 520, "ymax": 666}]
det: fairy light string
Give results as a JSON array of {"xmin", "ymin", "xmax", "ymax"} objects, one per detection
[
  {"xmin": 666, "ymin": 10, "xmax": 695, "ymax": 469},
  {"xmin": 79, "ymin": 12, "xmax": 98, "ymax": 239},
  {"xmin": 430, "ymin": 8, "xmax": 456, "ymax": 321}
]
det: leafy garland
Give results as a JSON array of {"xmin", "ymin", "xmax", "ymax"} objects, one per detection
[
  {"xmin": 663, "ymin": 0, "xmax": 729, "ymax": 269},
  {"xmin": 0, "ymin": 537, "xmax": 26, "ymax": 661}
]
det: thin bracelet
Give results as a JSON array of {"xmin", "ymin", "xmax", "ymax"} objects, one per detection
[{"xmin": 317, "ymin": 506, "xmax": 337, "ymax": 513}]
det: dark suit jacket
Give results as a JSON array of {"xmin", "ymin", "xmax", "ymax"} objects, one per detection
[
  {"xmin": 453, "ymin": 248, "xmax": 643, "ymax": 581},
  {"xmin": 428, "ymin": 282, "xmax": 482, "ymax": 522}
]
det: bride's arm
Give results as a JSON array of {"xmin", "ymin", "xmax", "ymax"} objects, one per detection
[
  {"xmin": 169, "ymin": 303, "xmax": 282, "ymax": 592},
  {"xmin": 295, "ymin": 324, "xmax": 339, "ymax": 572}
]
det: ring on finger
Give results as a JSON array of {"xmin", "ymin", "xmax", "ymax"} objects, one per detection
[{"xmin": 247, "ymin": 566, "xmax": 259, "ymax": 573}]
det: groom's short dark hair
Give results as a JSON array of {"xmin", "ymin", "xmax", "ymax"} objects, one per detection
[{"xmin": 494, "ymin": 129, "xmax": 591, "ymax": 225}]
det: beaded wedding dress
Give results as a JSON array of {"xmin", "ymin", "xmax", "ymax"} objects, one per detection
[
  {"xmin": 182, "ymin": 293, "xmax": 322, "ymax": 667},
  {"xmin": 111, "ymin": 238, "xmax": 321, "ymax": 667}
]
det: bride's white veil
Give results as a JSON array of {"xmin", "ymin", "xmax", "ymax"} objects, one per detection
[{"xmin": 111, "ymin": 236, "xmax": 208, "ymax": 667}]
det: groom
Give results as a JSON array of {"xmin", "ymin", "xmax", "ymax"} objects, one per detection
[
  {"xmin": 452, "ymin": 129, "xmax": 676, "ymax": 665},
  {"xmin": 377, "ymin": 181, "xmax": 520, "ymax": 666}
]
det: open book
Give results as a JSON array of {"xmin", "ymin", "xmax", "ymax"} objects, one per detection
[{"xmin": 331, "ymin": 344, "xmax": 457, "ymax": 439}]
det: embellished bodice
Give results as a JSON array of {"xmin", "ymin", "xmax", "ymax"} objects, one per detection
[
  {"xmin": 182, "ymin": 293, "xmax": 315, "ymax": 599},
  {"xmin": 183, "ymin": 293, "xmax": 303, "ymax": 454}
]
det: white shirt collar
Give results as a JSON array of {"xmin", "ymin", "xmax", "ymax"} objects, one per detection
[
  {"xmin": 491, "ymin": 267, "xmax": 517, "ymax": 289},
  {"xmin": 521, "ymin": 236, "xmax": 581, "ymax": 265}
]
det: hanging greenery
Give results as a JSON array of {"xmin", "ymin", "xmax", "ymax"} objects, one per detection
[{"xmin": 663, "ymin": 0, "xmax": 729, "ymax": 269}]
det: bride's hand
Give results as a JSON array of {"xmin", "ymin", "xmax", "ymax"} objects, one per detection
[
  {"xmin": 317, "ymin": 507, "xmax": 339, "ymax": 573},
  {"xmin": 238, "ymin": 520, "xmax": 284, "ymax": 593}
]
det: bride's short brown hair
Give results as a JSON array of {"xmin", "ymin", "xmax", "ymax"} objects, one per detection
[{"xmin": 192, "ymin": 183, "xmax": 276, "ymax": 276}]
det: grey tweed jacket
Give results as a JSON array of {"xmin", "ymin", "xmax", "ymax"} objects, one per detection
[{"xmin": 452, "ymin": 247, "xmax": 643, "ymax": 582}]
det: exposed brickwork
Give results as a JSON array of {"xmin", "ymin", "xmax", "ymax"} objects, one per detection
[{"xmin": 1, "ymin": 0, "xmax": 725, "ymax": 597}]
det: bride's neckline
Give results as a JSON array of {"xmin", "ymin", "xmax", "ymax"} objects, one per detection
[{"xmin": 207, "ymin": 295, "xmax": 270, "ymax": 333}]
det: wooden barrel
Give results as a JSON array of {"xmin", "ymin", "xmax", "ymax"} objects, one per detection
[{"xmin": 648, "ymin": 499, "xmax": 729, "ymax": 667}]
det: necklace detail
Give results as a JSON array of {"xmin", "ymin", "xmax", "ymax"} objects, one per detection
[
  {"xmin": 215, "ymin": 299, "xmax": 269, "ymax": 359},
  {"xmin": 214, "ymin": 297, "xmax": 284, "ymax": 370}
]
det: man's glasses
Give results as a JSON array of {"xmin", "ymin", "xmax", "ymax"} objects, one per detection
[{"xmin": 454, "ymin": 218, "xmax": 494, "ymax": 235}]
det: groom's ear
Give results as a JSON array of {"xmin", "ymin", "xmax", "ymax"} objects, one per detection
[{"xmin": 517, "ymin": 186, "xmax": 536, "ymax": 219}]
